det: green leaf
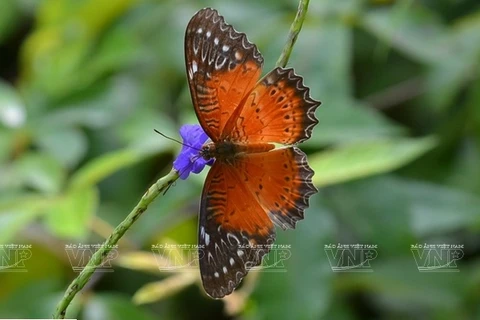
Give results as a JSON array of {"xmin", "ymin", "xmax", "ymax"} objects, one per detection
[
  {"xmin": 291, "ymin": 19, "xmax": 352, "ymax": 101},
  {"xmin": 337, "ymin": 258, "xmax": 466, "ymax": 311},
  {"xmin": 309, "ymin": 136, "xmax": 437, "ymax": 187},
  {"xmin": 79, "ymin": 28, "xmax": 141, "ymax": 87},
  {"xmin": 133, "ymin": 273, "xmax": 198, "ymax": 304},
  {"xmin": 15, "ymin": 152, "xmax": 66, "ymax": 194},
  {"xmin": 116, "ymin": 107, "xmax": 177, "ymax": 156},
  {"xmin": 324, "ymin": 175, "xmax": 480, "ymax": 240},
  {"xmin": 291, "ymin": 20, "xmax": 405, "ymax": 146},
  {"xmin": 361, "ymin": 5, "xmax": 448, "ymax": 64},
  {"xmin": 425, "ymin": 11, "xmax": 480, "ymax": 111},
  {"xmin": 0, "ymin": 280, "xmax": 71, "ymax": 319},
  {"xmin": 362, "ymin": 6, "xmax": 480, "ymax": 112},
  {"xmin": 20, "ymin": 0, "xmax": 139, "ymax": 99},
  {"xmin": 405, "ymin": 181, "xmax": 480, "ymax": 236},
  {"xmin": 310, "ymin": 0, "xmax": 364, "ymax": 16},
  {"xmin": 68, "ymin": 148, "xmax": 144, "ymax": 189},
  {"xmin": 322, "ymin": 176, "xmax": 414, "ymax": 253},
  {"xmin": 0, "ymin": 198, "xmax": 48, "ymax": 243},
  {"xmin": 45, "ymin": 186, "xmax": 98, "ymax": 239},
  {"xmin": 28, "ymin": 77, "xmax": 141, "ymax": 129},
  {"xmin": 305, "ymin": 99, "xmax": 406, "ymax": 147}
]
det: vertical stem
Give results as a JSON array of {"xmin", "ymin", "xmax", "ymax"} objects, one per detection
[{"xmin": 276, "ymin": 0, "xmax": 311, "ymax": 68}]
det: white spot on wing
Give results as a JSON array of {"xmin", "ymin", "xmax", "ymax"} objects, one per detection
[
  {"xmin": 205, "ymin": 233, "xmax": 210, "ymax": 246},
  {"xmin": 200, "ymin": 226, "xmax": 210, "ymax": 246},
  {"xmin": 197, "ymin": 28, "xmax": 203, "ymax": 34},
  {"xmin": 229, "ymin": 258, "xmax": 235, "ymax": 266},
  {"xmin": 214, "ymin": 272, "xmax": 219, "ymax": 278},
  {"xmin": 192, "ymin": 61, "xmax": 198, "ymax": 73},
  {"xmin": 237, "ymin": 250, "xmax": 244, "ymax": 257},
  {"xmin": 222, "ymin": 45, "xmax": 229, "ymax": 52},
  {"xmin": 214, "ymin": 37, "xmax": 219, "ymax": 45},
  {"xmin": 206, "ymin": 31, "xmax": 211, "ymax": 38},
  {"xmin": 223, "ymin": 266, "xmax": 228, "ymax": 274},
  {"xmin": 235, "ymin": 51, "xmax": 243, "ymax": 61}
]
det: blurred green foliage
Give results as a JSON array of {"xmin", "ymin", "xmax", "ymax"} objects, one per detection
[{"xmin": 0, "ymin": 0, "xmax": 479, "ymax": 319}]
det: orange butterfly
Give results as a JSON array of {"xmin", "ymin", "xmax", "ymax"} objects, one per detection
[{"xmin": 183, "ymin": 8, "xmax": 320, "ymax": 298}]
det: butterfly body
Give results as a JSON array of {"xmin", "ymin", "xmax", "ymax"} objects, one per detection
[
  {"xmin": 185, "ymin": 8, "xmax": 320, "ymax": 298},
  {"xmin": 201, "ymin": 141, "xmax": 275, "ymax": 163}
]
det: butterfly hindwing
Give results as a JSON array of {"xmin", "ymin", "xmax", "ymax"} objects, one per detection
[
  {"xmin": 199, "ymin": 160, "xmax": 275, "ymax": 298},
  {"xmin": 233, "ymin": 147, "xmax": 317, "ymax": 230},
  {"xmin": 198, "ymin": 147, "xmax": 316, "ymax": 298},
  {"xmin": 185, "ymin": 8, "xmax": 264, "ymax": 141}
]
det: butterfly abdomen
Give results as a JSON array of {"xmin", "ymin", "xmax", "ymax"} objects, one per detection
[
  {"xmin": 234, "ymin": 142, "xmax": 275, "ymax": 155},
  {"xmin": 201, "ymin": 141, "xmax": 275, "ymax": 163}
]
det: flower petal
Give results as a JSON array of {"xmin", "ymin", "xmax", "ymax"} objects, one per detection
[{"xmin": 173, "ymin": 124, "xmax": 213, "ymax": 180}]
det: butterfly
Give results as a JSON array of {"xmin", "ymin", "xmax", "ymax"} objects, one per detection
[{"xmin": 184, "ymin": 8, "xmax": 320, "ymax": 298}]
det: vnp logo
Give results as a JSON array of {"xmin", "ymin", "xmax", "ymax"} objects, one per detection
[
  {"xmin": 324, "ymin": 243, "xmax": 378, "ymax": 272},
  {"xmin": 0, "ymin": 244, "xmax": 32, "ymax": 272},
  {"xmin": 411, "ymin": 243, "xmax": 464, "ymax": 272}
]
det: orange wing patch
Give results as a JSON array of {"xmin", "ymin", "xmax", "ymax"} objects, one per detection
[
  {"xmin": 225, "ymin": 67, "xmax": 320, "ymax": 145},
  {"xmin": 201, "ymin": 160, "xmax": 274, "ymax": 237},
  {"xmin": 197, "ymin": 62, "xmax": 262, "ymax": 140}
]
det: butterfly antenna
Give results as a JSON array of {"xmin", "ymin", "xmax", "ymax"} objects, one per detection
[{"xmin": 154, "ymin": 129, "xmax": 201, "ymax": 151}]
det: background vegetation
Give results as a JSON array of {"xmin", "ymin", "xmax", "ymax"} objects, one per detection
[{"xmin": 1, "ymin": 0, "xmax": 479, "ymax": 319}]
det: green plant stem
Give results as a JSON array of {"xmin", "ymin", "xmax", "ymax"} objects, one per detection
[
  {"xmin": 276, "ymin": 0, "xmax": 311, "ymax": 68},
  {"xmin": 53, "ymin": 169, "xmax": 179, "ymax": 319}
]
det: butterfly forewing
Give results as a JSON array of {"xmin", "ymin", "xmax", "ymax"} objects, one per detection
[{"xmin": 185, "ymin": 8, "xmax": 264, "ymax": 141}]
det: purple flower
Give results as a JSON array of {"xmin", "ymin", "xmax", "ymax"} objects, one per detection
[{"xmin": 173, "ymin": 124, "xmax": 214, "ymax": 180}]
